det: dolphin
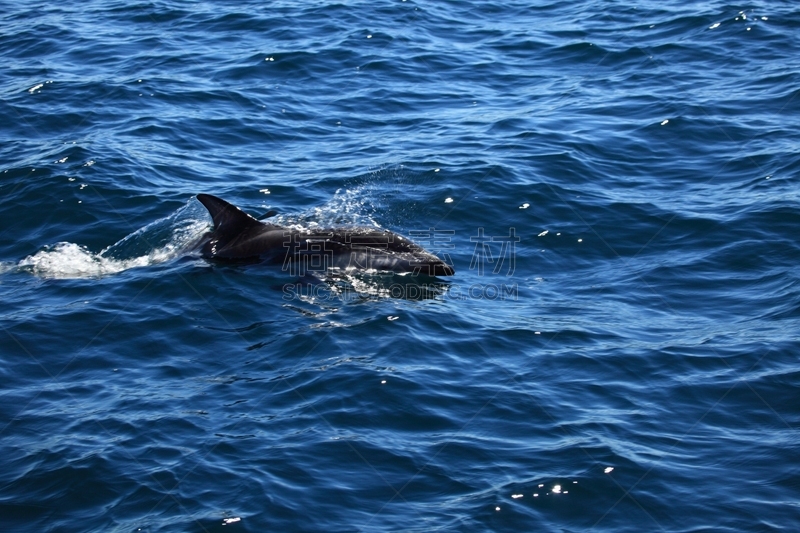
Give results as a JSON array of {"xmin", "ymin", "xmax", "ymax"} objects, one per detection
[{"xmin": 195, "ymin": 194, "xmax": 454, "ymax": 276}]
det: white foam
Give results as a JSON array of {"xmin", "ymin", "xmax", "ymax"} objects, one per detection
[
  {"xmin": 19, "ymin": 242, "xmax": 152, "ymax": 278},
  {"xmin": 18, "ymin": 199, "xmax": 210, "ymax": 279}
]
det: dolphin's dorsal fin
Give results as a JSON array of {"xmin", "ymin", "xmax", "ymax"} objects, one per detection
[{"xmin": 197, "ymin": 194, "xmax": 263, "ymax": 234}]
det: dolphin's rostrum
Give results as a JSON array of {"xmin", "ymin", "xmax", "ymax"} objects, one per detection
[{"xmin": 196, "ymin": 194, "xmax": 454, "ymax": 277}]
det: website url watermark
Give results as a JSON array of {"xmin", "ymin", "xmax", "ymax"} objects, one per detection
[{"xmin": 282, "ymin": 282, "xmax": 519, "ymax": 301}]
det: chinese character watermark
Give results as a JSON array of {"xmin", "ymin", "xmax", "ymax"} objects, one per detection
[
  {"xmin": 469, "ymin": 227, "xmax": 519, "ymax": 276},
  {"xmin": 282, "ymin": 232, "xmax": 335, "ymax": 276},
  {"xmin": 409, "ymin": 227, "xmax": 455, "ymax": 270},
  {"xmin": 279, "ymin": 226, "xmax": 521, "ymax": 299}
]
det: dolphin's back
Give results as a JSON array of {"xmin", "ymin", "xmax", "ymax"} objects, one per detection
[{"xmin": 196, "ymin": 193, "xmax": 454, "ymax": 275}]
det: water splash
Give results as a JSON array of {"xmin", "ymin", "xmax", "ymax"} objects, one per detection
[
  {"xmin": 277, "ymin": 186, "xmax": 380, "ymax": 230},
  {"xmin": 17, "ymin": 199, "xmax": 210, "ymax": 279}
]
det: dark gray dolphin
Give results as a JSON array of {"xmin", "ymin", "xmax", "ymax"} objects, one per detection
[{"xmin": 196, "ymin": 194, "xmax": 454, "ymax": 276}]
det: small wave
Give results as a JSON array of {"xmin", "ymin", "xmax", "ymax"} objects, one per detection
[{"xmin": 0, "ymin": 261, "xmax": 18, "ymax": 275}]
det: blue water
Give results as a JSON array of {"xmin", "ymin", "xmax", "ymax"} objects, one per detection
[{"xmin": 2, "ymin": 1, "xmax": 799, "ymax": 531}]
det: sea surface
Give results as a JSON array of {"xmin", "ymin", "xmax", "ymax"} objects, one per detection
[{"xmin": 2, "ymin": 1, "xmax": 799, "ymax": 531}]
